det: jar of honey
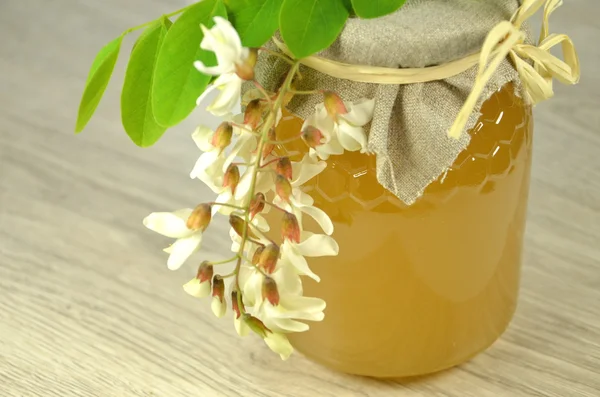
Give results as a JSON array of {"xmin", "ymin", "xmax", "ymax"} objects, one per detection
[{"xmin": 274, "ymin": 83, "xmax": 533, "ymax": 377}]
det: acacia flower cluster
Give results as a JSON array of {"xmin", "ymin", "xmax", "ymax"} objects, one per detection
[{"xmin": 143, "ymin": 17, "xmax": 375, "ymax": 359}]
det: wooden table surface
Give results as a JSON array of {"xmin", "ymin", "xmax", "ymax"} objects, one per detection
[{"xmin": 1, "ymin": 1, "xmax": 599, "ymax": 396}]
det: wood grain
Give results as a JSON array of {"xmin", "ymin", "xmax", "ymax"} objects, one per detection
[{"xmin": 1, "ymin": 0, "xmax": 599, "ymax": 396}]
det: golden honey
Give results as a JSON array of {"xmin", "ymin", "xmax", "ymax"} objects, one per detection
[{"xmin": 274, "ymin": 84, "xmax": 533, "ymax": 377}]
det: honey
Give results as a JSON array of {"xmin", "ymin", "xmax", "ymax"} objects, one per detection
[{"xmin": 274, "ymin": 84, "xmax": 533, "ymax": 377}]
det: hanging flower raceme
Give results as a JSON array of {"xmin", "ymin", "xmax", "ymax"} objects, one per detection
[
  {"xmin": 142, "ymin": 16, "xmax": 376, "ymax": 360},
  {"xmin": 194, "ymin": 16, "xmax": 257, "ymax": 116}
]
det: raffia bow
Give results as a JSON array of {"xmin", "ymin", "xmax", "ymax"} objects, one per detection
[{"xmin": 273, "ymin": 0, "xmax": 580, "ymax": 139}]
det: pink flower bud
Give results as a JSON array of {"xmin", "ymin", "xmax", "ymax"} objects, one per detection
[
  {"xmin": 243, "ymin": 313, "xmax": 269, "ymax": 338},
  {"xmin": 244, "ymin": 99, "xmax": 264, "ymax": 130},
  {"xmin": 275, "ymin": 174, "xmax": 292, "ymax": 203},
  {"xmin": 259, "ymin": 244, "xmax": 280, "ymax": 274},
  {"xmin": 231, "ymin": 291, "xmax": 243, "ymax": 319},
  {"xmin": 276, "ymin": 157, "xmax": 292, "ymax": 180},
  {"xmin": 212, "ymin": 275, "xmax": 225, "ymax": 300},
  {"xmin": 323, "ymin": 91, "xmax": 348, "ymax": 119},
  {"xmin": 262, "ymin": 276, "xmax": 280, "ymax": 306},
  {"xmin": 187, "ymin": 204, "xmax": 212, "ymax": 231},
  {"xmin": 302, "ymin": 125, "xmax": 324, "ymax": 148},
  {"xmin": 196, "ymin": 261, "xmax": 214, "ymax": 283},
  {"xmin": 235, "ymin": 48, "xmax": 258, "ymax": 81},
  {"xmin": 281, "ymin": 211, "xmax": 301, "ymax": 243},
  {"xmin": 252, "ymin": 245, "xmax": 265, "ymax": 265},
  {"xmin": 229, "ymin": 214, "xmax": 257, "ymax": 239},
  {"xmin": 262, "ymin": 127, "xmax": 276, "ymax": 160},
  {"xmin": 249, "ymin": 192, "xmax": 265, "ymax": 219},
  {"xmin": 223, "ymin": 164, "xmax": 240, "ymax": 194},
  {"xmin": 211, "ymin": 122, "xmax": 233, "ymax": 153}
]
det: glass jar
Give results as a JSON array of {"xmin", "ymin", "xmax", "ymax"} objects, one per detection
[{"xmin": 275, "ymin": 83, "xmax": 533, "ymax": 378}]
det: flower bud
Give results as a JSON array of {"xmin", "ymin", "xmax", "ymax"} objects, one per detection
[
  {"xmin": 211, "ymin": 275, "xmax": 226, "ymax": 318},
  {"xmin": 196, "ymin": 261, "xmax": 214, "ymax": 283},
  {"xmin": 323, "ymin": 91, "xmax": 348, "ymax": 119},
  {"xmin": 262, "ymin": 276, "xmax": 280, "ymax": 306},
  {"xmin": 262, "ymin": 127, "xmax": 276, "ymax": 160},
  {"xmin": 252, "ymin": 245, "xmax": 265, "ymax": 265},
  {"xmin": 229, "ymin": 214, "xmax": 256, "ymax": 239},
  {"xmin": 249, "ymin": 192, "xmax": 265, "ymax": 219},
  {"xmin": 276, "ymin": 157, "xmax": 292, "ymax": 180},
  {"xmin": 259, "ymin": 244, "xmax": 280, "ymax": 273},
  {"xmin": 275, "ymin": 174, "xmax": 292, "ymax": 203},
  {"xmin": 187, "ymin": 204, "xmax": 212, "ymax": 231},
  {"xmin": 302, "ymin": 125, "xmax": 324, "ymax": 148},
  {"xmin": 281, "ymin": 211, "xmax": 301, "ymax": 243},
  {"xmin": 235, "ymin": 48, "xmax": 258, "ymax": 81},
  {"xmin": 211, "ymin": 122, "xmax": 233, "ymax": 153},
  {"xmin": 242, "ymin": 313, "xmax": 269, "ymax": 338},
  {"xmin": 231, "ymin": 290, "xmax": 244, "ymax": 319},
  {"xmin": 223, "ymin": 164, "xmax": 240, "ymax": 194},
  {"xmin": 244, "ymin": 99, "xmax": 264, "ymax": 130}
]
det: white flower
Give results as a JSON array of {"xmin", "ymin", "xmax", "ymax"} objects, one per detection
[
  {"xmin": 183, "ymin": 278, "xmax": 211, "ymax": 298},
  {"xmin": 280, "ymin": 232, "xmax": 339, "ymax": 282},
  {"xmin": 190, "ymin": 123, "xmax": 257, "ymax": 215},
  {"xmin": 234, "ymin": 314, "xmax": 250, "ymax": 337},
  {"xmin": 273, "ymin": 154, "xmax": 333, "ymax": 235},
  {"xmin": 303, "ymin": 98, "xmax": 375, "ymax": 159},
  {"xmin": 143, "ymin": 209, "xmax": 202, "ymax": 270},
  {"xmin": 263, "ymin": 332, "xmax": 293, "ymax": 360},
  {"xmin": 211, "ymin": 296, "xmax": 227, "ymax": 318},
  {"xmin": 194, "ymin": 17, "xmax": 249, "ymax": 116}
]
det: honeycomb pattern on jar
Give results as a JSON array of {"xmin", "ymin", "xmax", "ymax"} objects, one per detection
[{"xmin": 275, "ymin": 84, "xmax": 532, "ymax": 214}]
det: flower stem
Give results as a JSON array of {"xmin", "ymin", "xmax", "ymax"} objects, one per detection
[
  {"xmin": 211, "ymin": 256, "xmax": 240, "ymax": 266},
  {"xmin": 208, "ymin": 202, "xmax": 245, "ymax": 210},
  {"xmin": 267, "ymin": 134, "xmax": 302, "ymax": 145},
  {"xmin": 260, "ymin": 200, "xmax": 289, "ymax": 214},
  {"xmin": 288, "ymin": 89, "xmax": 322, "ymax": 96},
  {"xmin": 234, "ymin": 62, "xmax": 300, "ymax": 290},
  {"xmin": 259, "ymin": 47, "xmax": 295, "ymax": 65},
  {"xmin": 253, "ymin": 81, "xmax": 273, "ymax": 107}
]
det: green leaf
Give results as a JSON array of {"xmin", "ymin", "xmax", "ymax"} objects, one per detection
[
  {"xmin": 152, "ymin": 0, "xmax": 227, "ymax": 127},
  {"xmin": 75, "ymin": 36, "xmax": 123, "ymax": 133},
  {"xmin": 351, "ymin": 0, "xmax": 406, "ymax": 19},
  {"xmin": 225, "ymin": 0, "xmax": 283, "ymax": 47},
  {"xmin": 121, "ymin": 18, "xmax": 171, "ymax": 147},
  {"xmin": 280, "ymin": 0, "xmax": 349, "ymax": 59}
]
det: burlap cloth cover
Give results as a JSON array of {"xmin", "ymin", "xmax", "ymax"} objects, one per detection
[{"xmin": 250, "ymin": 0, "xmax": 529, "ymax": 205}]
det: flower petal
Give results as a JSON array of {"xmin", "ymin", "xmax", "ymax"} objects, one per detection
[
  {"xmin": 281, "ymin": 242, "xmax": 320, "ymax": 282},
  {"xmin": 190, "ymin": 151, "xmax": 220, "ymax": 180},
  {"xmin": 291, "ymin": 154, "xmax": 327, "ymax": 187},
  {"xmin": 298, "ymin": 205, "xmax": 334, "ymax": 235},
  {"xmin": 166, "ymin": 233, "xmax": 203, "ymax": 270},
  {"xmin": 337, "ymin": 122, "xmax": 366, "ymax": 152},
  {"xmin": 196, "ymin": 83, "xmax": 218, "ymax": 107},
  {"xmin": 183, "ymin": 278, "xmax": 211, "ymax": 298},
  {"xmin": 211, "ymin": 296, "xmax": 227, "ymax": 318},
  {"xmin": 252, "ymin": 214, "xmax": 270, "ymax": 232},
  {"xmin": 223, "ymin": 132, "xmax": 257, "ymax": 172},
  {"xmin": 143, "ymin": 209, "xmax": 194, "ymax": 239},
  {"xmin": 263, "ymin": 332, "xmax": 294, "ymax": 360},
  {"xmin": 267, "ymin": 317, "xmax": 309, "ymax": 333},
  {"xmin": 207, "ymin": 74, "xmax": 242, "ymax": 117},
  {"xmin": 342, "ymin": 98, "xmax": 375, "ymax": 126},
  {"xmin": 296, "ymin": 232, "xmax": 339, "ymax": 257},
  {"xmin": 192, "ymin": 125, "xmax": 215, "ymax": 152},
  {"xmin": 234, "ymin": 315, "xmax": 250, "ymax": 337},
  {"xmin": 193, "ymin": 60, "xmax": 229, "ymax": 76},
  {"xmin": 280, "ymin": 295, "xmax": 326, "ymax": 316}
]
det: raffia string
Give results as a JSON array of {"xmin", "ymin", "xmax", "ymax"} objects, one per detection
[{"xmin": 274, "ymin": 0, "xmax": 580, "ymax": 139}]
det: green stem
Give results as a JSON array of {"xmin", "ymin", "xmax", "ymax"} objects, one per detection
[
  {"xmin": 211, "ymin": 256, "xmax": 240, "ymax": 266},
  {"xmin": 234, "ymin": 62, "xmax": 300, "ymax": 287}
]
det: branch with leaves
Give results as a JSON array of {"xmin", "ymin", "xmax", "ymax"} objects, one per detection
[
  {"xmin": 76, "ymin": 3, "xmax": 378, "ymax": 359},
  {"xmin": 75, "ymin": 0, "xmax": 404, "ymax": 146}
]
